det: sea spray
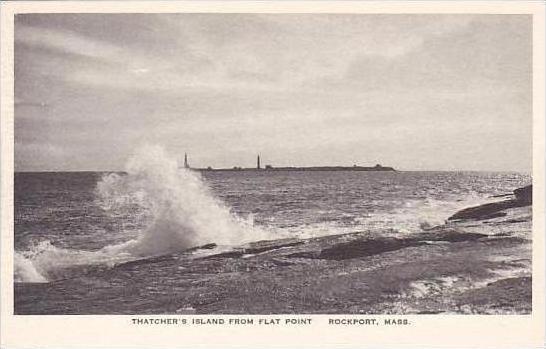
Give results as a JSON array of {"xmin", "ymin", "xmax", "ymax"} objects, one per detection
[
  {"xmin": 14, "ymin": 252, "xmax": 47, "ymax": 283},
  {"xmin": 14, "ymin": 241, "xmax": 131, "ymax": 283},
  {"xmin": 14, "ymin": 146, "xmax": 270, "ymax": 283},
  {"xmin": 96, "ymin": 145, "xmax": 269, "ymax": 256}
]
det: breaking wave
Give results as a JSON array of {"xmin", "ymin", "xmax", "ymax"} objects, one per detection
[{"xmin": 14, "ymin": 145, "xmax": 270, "ymax": 283}]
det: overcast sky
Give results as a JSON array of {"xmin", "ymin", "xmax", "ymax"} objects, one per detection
[{"xmin": 15, "ymin": 14, "xmax": 531, "ymax": 171}]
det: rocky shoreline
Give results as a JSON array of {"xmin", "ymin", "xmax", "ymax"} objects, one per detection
[
  {"xmin": 448, "ymin": 185, "xmax": 532, "ymax": 221},
  {"xmin": 14, "ymin": 185, "xmax": 532, "ymax": 315}
]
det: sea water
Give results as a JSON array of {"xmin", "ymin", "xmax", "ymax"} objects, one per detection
[{"xmin": 14, "ymin": 146, "xmax": 530, "ymax": 283}]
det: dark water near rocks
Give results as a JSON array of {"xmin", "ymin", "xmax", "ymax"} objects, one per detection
[{"xmin": 13, "ymin": 165, "xmax": 532, "ymax": 314}]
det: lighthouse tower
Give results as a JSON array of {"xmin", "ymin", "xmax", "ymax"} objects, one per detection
[
  {"xmin": 184, "ymin": 153, "xmax": 190, "ymax": 169},
  {"xmin": 257, "ymin": 154, "xmax": 261, "ymax": 169}
]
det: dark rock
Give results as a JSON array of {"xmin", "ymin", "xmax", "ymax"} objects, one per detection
[
  {"xmin": 448, "ymin": 185, "xmax": 531, "ymax": 221},
  {"xmin": 315, "ymin": 238, "xmax": 426, "ymax": 260},
  {"xmin": 199, "ymin": 243, "xmax": 218, "ymax": 250},
  {"xmin": 114, "ymin": 254, "xmax": 177, "ymax": 269},
  {"xmin": 287, "ymin": 230, "xmax": 488, "ymax": 261},
  {"xmin": 504, "ymin": 219, "xmax": 527, "ymax": 224},
  {"xmin": 244, "ymin": 239, "xmax": 304, "ymax": 254},
  {"xmin": 418, "ymin": 230, "xmax": 488, "ymax": 242},
  {"xmin": 514, "ymin": 185, "xmax": 532, "ymax": 205},
  {"xmin": 287, "ymin": 251, "xmax": 321, "ymax": 259},
  {"xmin": 202, "ymin": 250, "xmax": 245, "ymax": 259},
  {"xmin": 270, "ymin": 258, "xmax": 297, "ymax": 267},
  {"xmin": 186, "ymin": 243, "xmax": 218, "ymax": 252},
  {"xmin": 481, "ymin": 212, "xmax": 508, "ymax": 220},
  {"xmin": 200, "ymin": 239, "xmax": 304, "ymax": 259},
  {"xmin": 448, "ymin": 201, "xmax": 515, "ymax": 221}
]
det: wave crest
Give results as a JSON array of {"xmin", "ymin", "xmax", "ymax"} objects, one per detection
[{"xmin": 15, "ymin": 145, "xmax": 269, "ymax": 283}]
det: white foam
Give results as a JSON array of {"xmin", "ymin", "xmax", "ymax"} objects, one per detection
[
  {"xmin": 14, "ymin": 240, "xmax": 133, "ymax": 283},
  {"xmin": 14, "ymin": 252, "xmax": 47, "ymax": 283}
]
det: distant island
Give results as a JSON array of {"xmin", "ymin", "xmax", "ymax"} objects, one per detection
[{"xmin": 181, "ymin": 154, "xmax": 396, "ymax": 172}]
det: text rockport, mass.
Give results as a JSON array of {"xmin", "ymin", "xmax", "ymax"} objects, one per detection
[{"xmin": 131, "ymin": 317, "xmax": 410, "ymax": 326}]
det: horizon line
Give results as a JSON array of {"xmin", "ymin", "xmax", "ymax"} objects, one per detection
[{"xmin": 13, "ymin": 169, "xmax": 533, "ymax": 173}]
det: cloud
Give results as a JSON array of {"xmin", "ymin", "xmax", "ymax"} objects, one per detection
[
  {"xmin": 16, "ymin": 26, "xmax": 123, "ymax": 62},
  {"xmin": 15, "ymin": 14, "xmax": 479, "ymax": 94},
  {"xmin": 14, "ymin": 14, "xmax": 532, "ymax": 171}
]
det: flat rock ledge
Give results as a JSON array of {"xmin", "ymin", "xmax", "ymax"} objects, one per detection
[{"xmin": 448, "ymin": 185, "xmax": 532, "ymax": 221}]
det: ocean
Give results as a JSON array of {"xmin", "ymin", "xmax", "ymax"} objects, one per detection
[{"xmin": 13, "ymin": 148, "xmax": 532, "ymax": 314}]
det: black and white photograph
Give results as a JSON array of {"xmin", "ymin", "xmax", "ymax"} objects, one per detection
[{"xmin": 11, "ymin": 11, "xmax": 535, "ymax": 316}]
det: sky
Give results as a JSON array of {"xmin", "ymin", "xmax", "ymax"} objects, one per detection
[{"xmin": 14, "ymin": 14, "xmax": 532, "ymax": 171}]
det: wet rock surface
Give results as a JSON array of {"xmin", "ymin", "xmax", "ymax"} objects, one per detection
[
  {"xmin": 514, "ymin": 185, "xmax": 532, "ymax": 205},
  {"xmin": 448, "ymin": 185, "xmax": 532, "ymax": 221},
  {"xmin": 201, "ymin": 238, "xmax": 305, "ymax": 259}
]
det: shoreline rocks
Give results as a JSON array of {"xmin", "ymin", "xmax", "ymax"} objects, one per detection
[
  {"xmin": 448, "ymin": 185, "xmax": 532, "ymax": 221},
  {"xmin": 286, "ymin": 230, "xmax": 489, "ymax": 260},
  {"xmin": 514, "ymin": 185, "xmax": 532, "ymax": 205}
]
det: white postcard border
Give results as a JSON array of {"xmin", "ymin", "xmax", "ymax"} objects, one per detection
[{"xmin": 1, "ymin": 2, "xmax": 544, "ymax": 348}]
